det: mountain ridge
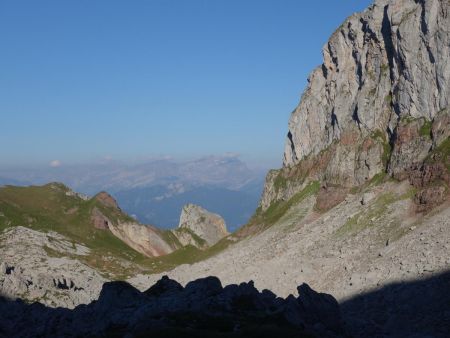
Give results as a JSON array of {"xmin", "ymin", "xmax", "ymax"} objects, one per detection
[
  {"xmin": 0, "ymin": 0, "xmax": 449, "ymax": 336},
  {"xmin": 258, "ymin": 0, "xmax": 449, "ymax": 220}
]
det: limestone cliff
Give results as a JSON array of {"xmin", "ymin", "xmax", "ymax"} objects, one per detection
[
  {"xmin": 172, "ymin": 204, "xmax": 229, "ymax": 248},
  {"xmin": 262, "ymin": 0, "xmax": 449, "ymax": 211},
  {"xmin": 91, "ymin": 192, "xmax": 175, "ymax": 257}
]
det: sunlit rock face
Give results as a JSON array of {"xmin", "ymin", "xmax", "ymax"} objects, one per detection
[
  {"xmin": 176, "ymin": 204, "xmax": 229, "ymax": 247},
  {"xmin": 283, "ymin": 0, "xmax": 449, "ymax": 181}
]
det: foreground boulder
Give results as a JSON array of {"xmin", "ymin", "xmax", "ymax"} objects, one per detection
[{"xmin": 0, "ymin": 276, "xmax": 345, "ymax": 337}]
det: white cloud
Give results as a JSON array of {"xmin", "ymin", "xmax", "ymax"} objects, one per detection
[{"xmin": 49, "ymin": 160, "xmax": 62, "ymax": 168}]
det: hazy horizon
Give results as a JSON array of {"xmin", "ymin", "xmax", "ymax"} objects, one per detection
[{"xmin": 1, "ymin": 0, "xmax": 372, "ymax": 168}]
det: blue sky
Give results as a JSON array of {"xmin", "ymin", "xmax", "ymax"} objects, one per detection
[{"xmin": 0, "ymin": 0, "xmax": 372, "ymax": 169}]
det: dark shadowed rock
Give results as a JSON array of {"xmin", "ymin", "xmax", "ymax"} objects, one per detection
[
  {"xmin": 96, "ymin": 281, "xmax": 142, "ymax": 308},
  {"xmin": 297, "ymin": 283, "xmax": 344, "ymax": 334},
  {"xmin": 144, "ymin": 275, "xmax": 183, "ymax": 297},
  {"xmin": 0, "ymin": 276, "xmax": 345, "ymax": 337},
  {"xmin": 184, "ymin": 275, "xmax": 223, "ymax": 297}
]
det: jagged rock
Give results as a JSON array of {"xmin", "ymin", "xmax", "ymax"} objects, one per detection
[
  {"xmin": 259, "ymin": 0, "xmax": 450, "ymax": 211},
  {"xmin": 408, "ymin": 162, "xmax": 450, "ymax": 188},
  {"xmin": 406, "ymin": 141, "xmax": 450, "ymax": 212},
  {"xmin": 90, "ymin": 192, "xmax": 176, "ymax": 257},
  {"xmin": 90, "ymin": 207, "xmax": 111, "ymax": 229},
  {"xmin": 389, "ymin": 118, "xmax": 433, "ymax": 179},
  {"xmin": 174, "ymin": 204, "xmax": 229, "ymax": 247},
  {"xmin": 0, "ymin": 227, "xmax": 105, "ymax": 308},
  {"xmin": 90, "ymin": 207, "xmax": 175, "ymax": 257},
  {"xmin": 283, "ymin": 0, "xmax": 449, "ymax": 182},
  {"xmin": 108, "ymin": 221, "xmax": 174, "ymax": 257},
  {"xmin": 414, "ymin": 186, "xmax": 447, "ymax": 212},
  {"xmin": 431, "ymin": 108, "xmax": 450, "ymax": 148},
  {"xmin": 260, "ymin": 169, "xmax": 308, "ymax": 211}
]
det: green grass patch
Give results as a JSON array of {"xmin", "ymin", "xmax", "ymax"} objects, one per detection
[
  {"xmin": 336, "ymin": 189, "xmax": 415, "ymax": 240},
  {"xmin": 419, "ymin": 119, "xmax": 432, "ymax": 138},
  {"xmin": 425, "ymin": 136, "xmax": 450, "ymax": 171},
  {"xmin": 335, "ymin": 193, "xmax": 396, "ymax": 237},
  {"xmin": 0, "ymin": 183, "xmax": 239, "ymax": 279},
  {"xmin": 147, "ymin": 237, "xmax": 234, "ymax": 273},
  {"xmin": 0, "ymin": 184, "xmax": 153, "ymax": 270},
  {"xmin": 257, "ymin": 181, "xmax": 320, "ymax": 228},
  {"xmin": 400, "ymin": 116, "xmax": 432, "ymax": 139},
  {"xmin": 368, "ymin": 172, "xmax": 387, "ymax": 187},
  {"xmin": 173, "ymin": 227, "xmax": 207, "ymax": 248},
  {"xmin": 371, "ymin": 129, "xmax": 392, "ymax": 167},
  {"xmin": 273, "ymin": 172, "xmax": 288, "ymax": 193},
  {"xmin": 381, "ymin": 63, "xmax": 389, "ymax": 74},
  {"xmin": 160, "ymin": 230, "xmax": 182, "ymax": 249},
  {"xmin": 385, "ymin": 93, "xmax": 393, "ymax": 105}
]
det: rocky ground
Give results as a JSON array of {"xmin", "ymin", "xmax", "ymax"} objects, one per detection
[
  {"xmin": 0, "ymin": 0, "xmax": 449, "ymax": 336},
  {"xmin": 0, "ymin": 226, "xmax": 105, "ymax": 308},
  {"xmin": 130, "ymin": 181, "xmax": 450, "ymax": 336},
  {"xmin": 1, "ymin": 180, "xmax": 448, "ymax": 336}
]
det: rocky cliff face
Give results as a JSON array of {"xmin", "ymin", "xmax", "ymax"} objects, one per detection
[
  {"xmin": 262, "ymin": 0, "xmax": 449, "ymax": 211},
  {"xmin": 89, "ymin": 191, "xmax": 176, "ymax": 257},
  {"xmin": 173, "ymin": 204, "xmax": 229, "ymax": 248}
]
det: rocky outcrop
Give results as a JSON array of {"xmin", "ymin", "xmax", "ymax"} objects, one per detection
[
  {"xmin": 408, "ymin": 159, "xmax": 450, "ymax": 212},
  {"xmin": 93, "ymin": 191, "xmax": 120, "ymax": 209},
  {"xmin": 0, "ymin": 226, "xmax": 105, "ymax": 308},
  {"xmin": 388, "ymin": 117, "xmax": 433, "ymax": 179},
  {"xmin": 262, "ymin": 0, "xmax": 449, "ymax": 210},
  {"xmin": 284, "ymin": 0, "xmax": 449, "ymax": 169},
  {"xmin": 108, "ymin": 221, "xmax": 175, "ymax": 257},
  {"xmin": 0, "ymin": 276, "xmax": 345, "ymax": 337},
  {"xmin": 173, "ymin": 204, "xmax": 229, "ymax": 247},
  {"xmin": 89, "ymin": 191, "xmax": 176, "ymax": 257},
  {"xmin": 90, "ymin": 206, "xmax": 111, "ymax": 229},
  {"xmin": 90, "ymin": 195, "xmax": 228, "ymax": 256}
]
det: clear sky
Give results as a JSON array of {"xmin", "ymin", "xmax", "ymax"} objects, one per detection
[{"xmin": 0, "ymin": 0, "xmax": 372, "ymax": 169}]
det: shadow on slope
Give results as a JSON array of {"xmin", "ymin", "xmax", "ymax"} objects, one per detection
[
  {"xmin": 0, "ymin": 276, "xmax": 343, "ymax": 338},
  {"xmin": 340, "ymin": 270, "xmax": 450, "ymax": 337}
]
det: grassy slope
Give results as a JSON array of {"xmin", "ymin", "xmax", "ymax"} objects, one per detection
[
  {"xmin": 0, "ymin": 183, "xmax": 234, "ymax": 279},
  {"xmin": 237, "ymin": 181, "xmax": 320, "ymax": 236},
  {"xmin": 0, "ymin": 183, "xmax": 136, "ymax": 257},
  {"xmin": 3, "ymin": 133, "xmax": 447, "ymax": 279}
]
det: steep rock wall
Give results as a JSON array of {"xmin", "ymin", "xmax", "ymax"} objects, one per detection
[{"xmin": 262, "ymin": 0, "xmax": 449, "ymax": 211}]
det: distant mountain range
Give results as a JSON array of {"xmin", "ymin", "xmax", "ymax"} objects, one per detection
[
  {"xmin": 115, "ymin": 180, "xmax": 263, "ymax": 231},
  {"xmin": 0, "ymin": 155, "xmax": 266, "ymax": 230}
]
